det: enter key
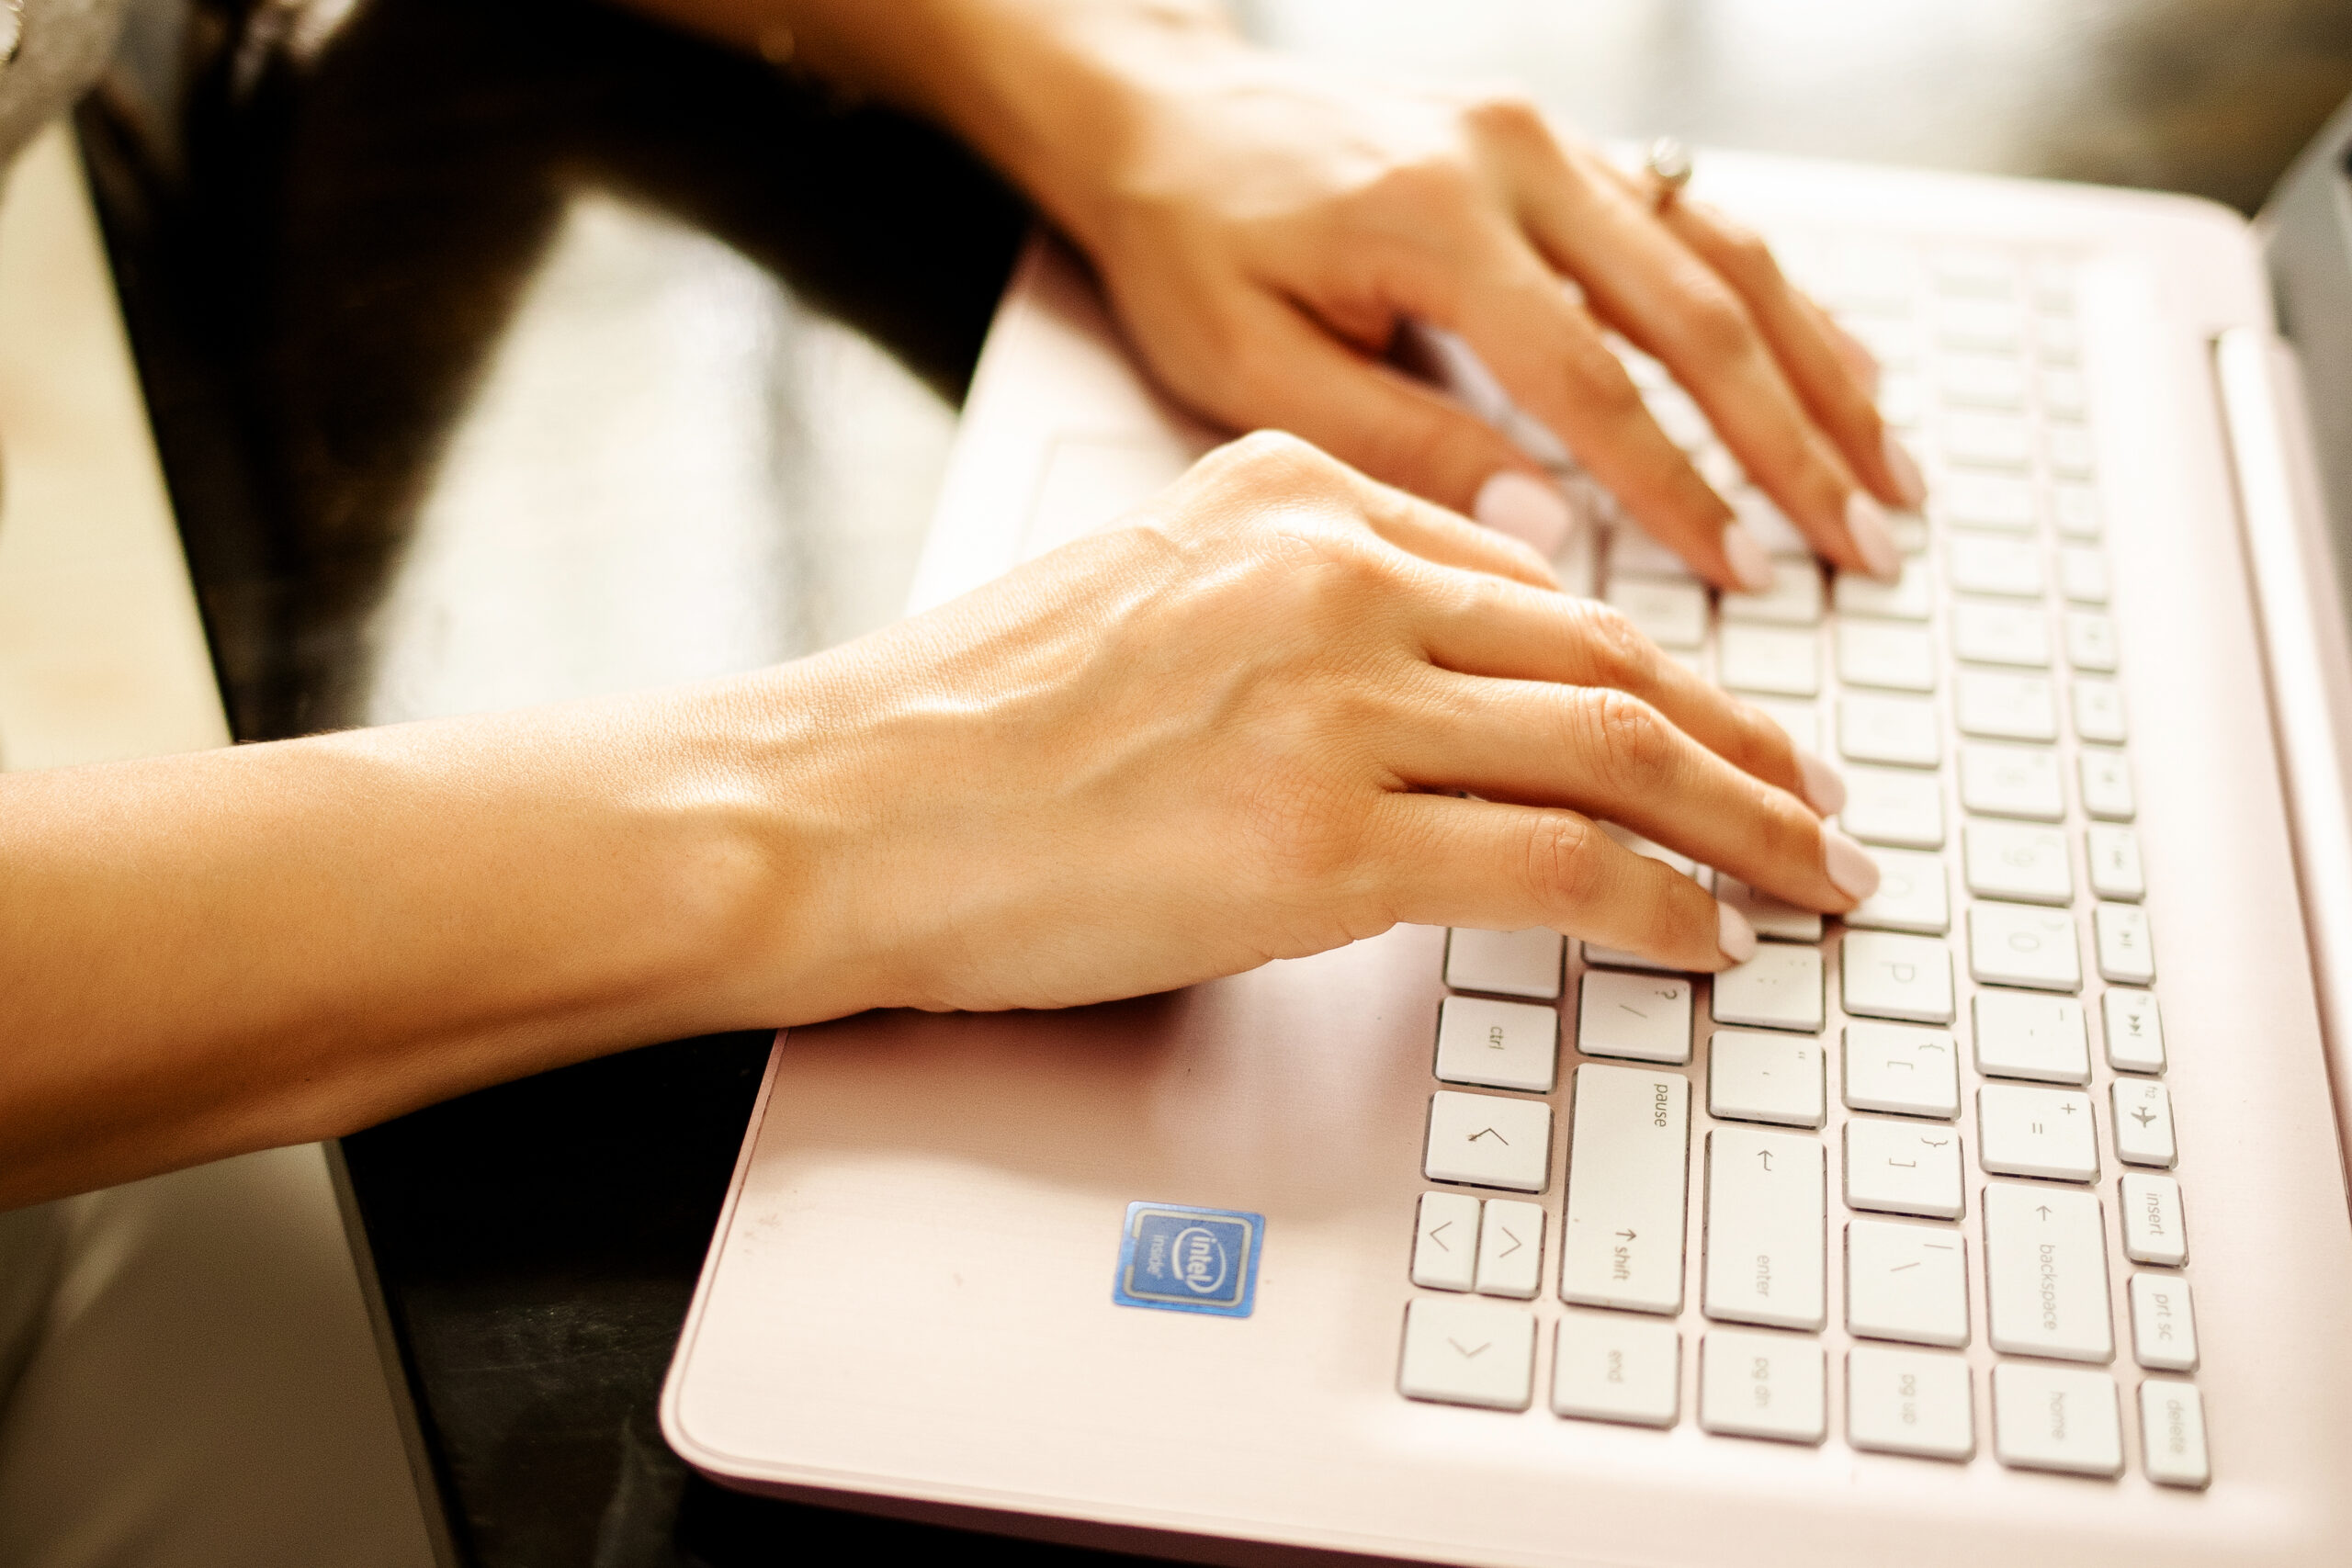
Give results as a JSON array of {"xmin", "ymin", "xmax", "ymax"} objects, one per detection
[{"xmin": 1703, "ymin": 1127, "xmax": 1826, "ymax": 1330}]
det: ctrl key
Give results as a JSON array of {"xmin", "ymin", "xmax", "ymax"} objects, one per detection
[
  {"xmin": 1398, "ymin": 1296, "xmax": 1534, "ymax": 1411},
  {"xmin": 1553, "ymin": 1311, "xmax": 1680, "ymax": 1427},
  {"xmin": 1700, "ymin": 1329, "xmax": 1825, "ymax": 1444}
]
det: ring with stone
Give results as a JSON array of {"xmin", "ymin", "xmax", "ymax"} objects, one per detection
[{"xmin": 1645, "ymin": 136, "xmax": 1693, "ymax": 213}]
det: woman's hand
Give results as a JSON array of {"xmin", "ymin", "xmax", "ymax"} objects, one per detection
[
  {"xmin": 770, "ymin": 434, "xmax": 1880, "ymax": 1015},
  {"xmin": 1026, "ymin": 24, "xmax": 1922, "ymax": 588}
]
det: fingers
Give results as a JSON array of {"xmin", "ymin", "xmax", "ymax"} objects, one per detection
[
  {"xmin": 1190, "ymin": 299, "xmax": 1579, "ymax": 565},
  {"xmin": 1411, "ymin": 579, "xmax": 1821, "ymax": 803},
  {"xmin": 1381, "ymin": 795, "xmax": 1753, "ymax": 971},
  {"xmin": 1388, "ymin": 674, "xmax": 1871, "ymax": 914},
  {"xmin": 1510, "ymin": 143, "xmax": 1902, "ymax": 581},
  {"xmin": 1657, "ymin": 198, "xmax": 1925, "ymax": 514}
]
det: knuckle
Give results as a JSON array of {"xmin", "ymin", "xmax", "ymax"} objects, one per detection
[
  {"xmin": 1570, "ymin": 603, "xmax": 1657, "ymax": 690},
  {"xmin": 1715, "ymin": 221, "xmax": 1781, "ymax": 287},
  {"xmin": 1524, "ymin": 810, "xmax": 1605, "ymax": 916},
  {"xmin": 1585, "ymin": 689, "xmax": 1676, "ymax": 795},
  {"xmin": 1679, "ymin": 285, "xmax": 1760, "ymax": 365}
]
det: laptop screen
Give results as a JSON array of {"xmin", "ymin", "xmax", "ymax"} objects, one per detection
[{"xmin": 2262, "ymin": 93, "xmax": 2352, "ymax": 600}]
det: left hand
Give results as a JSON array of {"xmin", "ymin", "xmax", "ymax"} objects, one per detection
[{"xmin": 1027, "ymin": 26, "xmax": 1922, "ymax": 588}]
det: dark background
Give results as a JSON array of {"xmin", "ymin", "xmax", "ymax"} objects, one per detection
[{"xmin": 74, "ymin": 0, "xmax": 2352, "ymax": 1562}]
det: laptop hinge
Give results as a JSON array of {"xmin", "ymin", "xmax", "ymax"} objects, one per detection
[{"xmin": 2214, "ymin": 326, "xmax": 2352, "ymax": 1200}]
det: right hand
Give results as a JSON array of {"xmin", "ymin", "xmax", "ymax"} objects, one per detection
[{"xmin": 761, "ymin": 434, "xmax": 1881, "ymax": 1022}]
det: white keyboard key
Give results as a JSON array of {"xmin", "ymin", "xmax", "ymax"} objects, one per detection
[
  {"xmin": 1700, "ymin": 1329, "xmax": 1826, "ymax": 1444},
  {"xmin": 2079, "ymin": 749, "xmax": 2136, "ymax": 820},
  {"xmin": 1934, "ymin": 250, "xmax": 2015, "ymax": 298},
  {"xmin": 1712, "ymin": 942, "xmax": 1824, "ymax": 1032},
  {"xmin": 2059, "ymin": 544, "xmax": 2109, "ymax": 604},
  {"xmin": 1840, "ymin": 931, "xmax": 1955, "ymax": 1023},
  {"xmin": 2064, "ymin": 610, "xmax": 2118, "ymax": 671},
  {"xmin": 1748, "ymin": 695, "xmax": 1820, "ymax": 754},
  {"xmin": 1956, "ymin": 671, "xmax": 2058, "ymax": 741},
  {"xmin": 2102, "ymin": 989, "xmax": 2165, "ymax": 1073},
  {"xmin": 2140, "ymin": 1380, "xmax": 2211, "ymax": 1489},
  {"xmin": 1715, "ymin": 877, "xmax": 1823, "ymax": 942},
  {"xmin": 1844, "ymin": 848, "xmax": 1950, "ymax": 933},
  {"xmin": 1718, "ymin": 625, "xmax": 1820, "ymax": 697},
  {"xmin": 1939, "ymin": 470, "xmax": 2035, "ymax": 530},
  {"xmin": 2039, "ymin": 367, "xmax": 2089, "ymax": 420},
  {"xmin": 1445, "ymin": 927, "xmax": 1565, "ymax": 1000},
  {"xmin": 1879, "ymin": 372, "xmax": 1925, "ymax": 431},
  {"xmin": 1552, "ymin": 1311, "xmax": 1681, "ymax": 1427},
  {"xmin": 1832, "ymin": 559, "xmax": 1932, "ymax": 621},
  {"xmin": 1476, "ymin": 1199, "xmax": 1545, "ymax": 1299},
  {"xmin": 1433, "ymin": 995, "xmax": 1559, "ymax": 1092},
  {"xmin": 1841, "ymin": 768, "xmax": 1946, "ymax": 849},
  {"xmin": 1695, "ymin": 442, "xmax": 1747, "ymax": 496},
  {"xmin": 2036, "ymin": 316, "xmax": 2083, "ymax": 365},
  {"xmin": 1843, "ymin": 1118, "xmax": 1965, "ymax": 1219},
  {"xmin": 1703, "ymin": 1128, "xmax": 1826, "ymax": 1329},
  {"xmin": 1708, "ymin": 1031, "xmax": 1826, "ymax": 1127},
  {"xmin": 1846, "ymin": 1219, "xmax": 1970, "ymax": 1348},
  {"xmin": 1984, "ymin": 1183, "xmax": 2113, "ymax": 1360},
  {"xmin": 1398, "ymin": 1295, "xmax": 1534, "ymax": 1410},
  {"xmin": 1993, "ymin": 1362, "xmax": 2121, "ymax": 1476},
  {"xmin": 1967, "ymin": 902, "xmax": 2082, "ymax": 991},
  {"xmin": 1645, "ymin": 386, "xmax": 1713, "ymax": 449},
  {"xmin": 1973, "ymin": 993, "xmax": 2090, "ymax": 1084},
  {"xmin": 2052, "ymin": 483, "xmax": 2101, "ymax": 538},
  {"xmin": 1962, "ymin": 821, "xmax": 2072, "ymax": 906},
  {"xmin": 1951, "ymin": 600, "xmax": 2050, "ymax": 668},
  {"xmin": 2120, "ymin": 1172, "xmax": 2188, "ymax": 1265},
  {"xmin": 1978, "ymin": 1084, "xmax": 2099, "ymax": 1181},
  {"xmin": 1721, "ymin": 558, "xmax": 1824, "ymax": 625},
  {"xmin": 1609, "ymin": 525, "xmax": 1699, "ymax": 581},
  {"xmin": 2071, "ymin": 678, "xmax": 2127, "ymax": 743},
  {"xmin": 1412, "ymin": 1191, "xmax": 1480, "ymax": 1291},
  {"xmin": 1848, "ymin": 1346, "xmax": 1974, "ymax": 1461},
  {"xmin": 1842, "ymin": 1022, "xmax": 1960, "ymax": 1118},
  {"xmin": 1960, "ymin": 742, "xmax": 2065, "ymax": 821},
  {"xmin": 2094, "ymin": 903, "xmax": 2155, "ymax": 984},
  {"xmin": 1425, "ymin": 1090, "xmax": 1553, "ymax": 1192},
  {"xmin": 1603, "ymin": 822, "xmax": 1702, "ymax": 880},
  {"xmin": 1950, "ymin": 533, "xmax": 2044, "ymax": 598},
  {"xmin": 2110, "ymin": 1078, "xmax": 2177, "ymax": 1168},
  {"xmin": 1943, "ymin": 412, "xmax": 2033, "ymax": 469},
  {"xmin": 1938, "ymin": 300, "xmax": 2025, "ymax": 356},
  {"xmin": 1835, "ymin": 620, "xmax": 1936, "ymax": 692},
  {"xmin": 1577, "ymin": 969, "xmax": 1693, "ymax": 1064},
  {"xmin": 2130, "ymin": 1274, "xmax": 2199, "ymax": 1372},
  {"xmin": 1560, "ymin": 1065, "xmax": 1690, "ymax": 1312},
  {"xmin": 2046, "ymin": 426, "xmax": 2098, "ymax": 480},
  {"xmin": 1839, "ymin": 693, "xmax": 1942, "ymax": 768},
  {"xmin": 2086, "ymin": 825, "xmax": 2144, "ymax": 901},
  {"xmin": 1730, "ymin": 487, "xmax": 1813, "ymax": 557},
  {"xmin": 1605, "ymin": 577, "xmax": 1706, "ymax": 649}
]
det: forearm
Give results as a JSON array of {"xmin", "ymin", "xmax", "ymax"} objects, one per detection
[
  {"xmin": 615, "ymin": 0, "xmax": 1240, "ymax": 248},
  {"xmin": 0, "ymin": 672, "xmax": 843, "ymax": 1208}
]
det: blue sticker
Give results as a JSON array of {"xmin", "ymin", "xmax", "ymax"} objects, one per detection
[{"xmin": 1113, "ymin": 1201, "xmax": 1262, "ymax": 1317}]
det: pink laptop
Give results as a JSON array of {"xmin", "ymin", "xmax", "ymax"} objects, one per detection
[{"xmin": 661, "ymin": 109, "xmax": 2352, "ymax": 1566}]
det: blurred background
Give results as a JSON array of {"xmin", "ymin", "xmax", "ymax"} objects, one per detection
[{"xmin": 66, "ymin": 1, "xmax": 2352, "ymax": 1563}]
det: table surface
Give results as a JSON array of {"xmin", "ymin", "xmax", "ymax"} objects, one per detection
[{"xmin": 79, "ymin": 0, "xmax": 2352, "ymax": 1563}]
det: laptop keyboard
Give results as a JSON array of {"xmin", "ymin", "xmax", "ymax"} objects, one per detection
[{"xmin": 1396, "ymin": 236, "xmax": 2211, "ymax": 1490}]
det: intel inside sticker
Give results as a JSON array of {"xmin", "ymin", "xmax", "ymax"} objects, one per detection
[{"xmin": 1113, "ymin": 1201, "xmax": 1262, "ymax": 1317}]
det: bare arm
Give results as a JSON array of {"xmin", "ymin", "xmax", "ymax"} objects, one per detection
[{"xmin": 0, "ymin": 438, "xmax": 1873, "ymax": 1207}]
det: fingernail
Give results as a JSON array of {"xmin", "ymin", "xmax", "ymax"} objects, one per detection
[
  {"xmin": 1881, "ymin": 428, "xmax": 1928, "ymax": 510},
  {"xmin": 1721, "ymin": 522, "xmax": 1775, "ymax": 594},
  {"xmin": 1475, "ymin": 470, "xmax": 1575, "ymax": 558},
  {"xmin": 1716, "ymin": 900, "xmax": 1759, "ymax": 965},
  {"xmin": 1795, "ymin": 749, "xmax": 1847, "ymax": 816},
  {"xmin": 1846, "ymin": 491, "xmax": 1901, "ymax": 583},
  {"xmin": 1824, "ymin": 828, "xmax": 1882, "ymax": 902}
]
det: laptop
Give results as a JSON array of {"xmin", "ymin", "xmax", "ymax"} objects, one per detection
[{"xmin": 661, "ymin": 96, "xmax": 2352, "ymax": 1566}]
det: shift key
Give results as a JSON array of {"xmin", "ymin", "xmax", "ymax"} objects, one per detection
[{"xmin": 1561, "ymin": 1065, "xmax": 1691, "ymax": 1314}]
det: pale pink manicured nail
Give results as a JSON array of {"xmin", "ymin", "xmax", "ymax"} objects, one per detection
[
  {"xmin": 1847, "ymin": 491, "xmax": 1901, "ymax": 582},
  {"xmin": 1882, "ymin": 428, "xmax": 1928, "ymax": 510},
  {"xmin": 1824, "ymin": 828, "xmax": 1882, "ymax": 902},
  {"xmin": 1716, "ymin": 900, "xmax": 1759, "ymax": 964},
  {"xmin": 1474, "ymin": 470, "xmax": 1575, "ymax": 558},
  {"xmin": 1721, "ymin": 522, "xmax": 1775, "ymax": 594},
  {"xmin": 1795, "ymin": 749, "xmax": 1847, "ymax": 816}
]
